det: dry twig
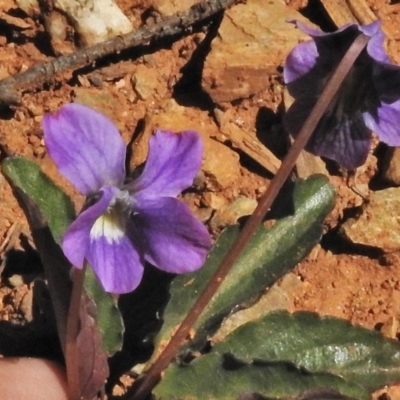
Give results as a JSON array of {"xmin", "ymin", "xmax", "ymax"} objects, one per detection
[{"xmin": 0, "ymin": 0, "xmax": 239, "ymax": 105}]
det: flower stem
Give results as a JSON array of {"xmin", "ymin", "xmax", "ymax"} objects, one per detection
[
  {"xmin": 130, "ymin": 32, "xmax": 370, "ymax": 400},
  {"xmin": 65, "ymin": 265, "xmax": 86, "ymax": 400}
]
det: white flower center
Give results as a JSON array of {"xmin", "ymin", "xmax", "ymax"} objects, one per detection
[
  {"xmin": 91, "ymin": 213, "xmax": 125, "ymax": 244},
  {"xmin": 90, "ymin": 190, "xmax": 133, "ymax": 244}
]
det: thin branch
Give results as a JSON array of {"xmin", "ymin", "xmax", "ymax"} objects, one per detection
[
  {"xmin": 128, "ymin": 33, "xmax": 371, "ymax": 400},
  {"xmin": 0, "ymin": 0, "xmax": 239, "ymax": 105}
]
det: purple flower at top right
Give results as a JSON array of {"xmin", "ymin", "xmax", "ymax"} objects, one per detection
[{"xmin": 283, "ymin": 20, "xmax": 400, "ymax": 169}]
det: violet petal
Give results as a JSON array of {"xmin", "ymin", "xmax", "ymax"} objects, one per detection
[
  {"xmin": 283, "ymin": 40, "xmax": 319, "ymax": 87},
  {"xmin": 87, "ymin": 233, "xmax": 144, "ymax": 294},
  {"xmin": 293, "ymin": 21, "xmax": 360, "ymax": 58},
  {"xmin": 363, "ymin": 100, "xmax": 400, "ymax": 146},
  {"xmin": 356, "ymin": 20, "xmax": 390, "ymax": 64},
  {"xmin": 284, "ymin": 20, "xmax": 400, "ymax": 169},
  {"xmin": 43, "ymin": 103, "xmax": 126, "ymax": 195},
  {"xmin": 129, "ymin": 130, "xmax": 202, "ymax": 199},
  {"xmin": 289, "ymin": 20, "xmax": 332, "ymax": 38},
  {"xmin": 131, "ymin": 197, "xmax": 211, "ymax": 274},
  {"xmin": 284, "ymin": 97, "xmax": 372, "ymax": 169},
  {"xmin": 62, "ymin": 185, "xmax": 118, "ymax": 268},
  {"xmin": 307, "ymin": 113, "xmax": 372, "ymax": 169},
  {"xmin": 283, "ymin": 31, "xmax": 345, "ymax": 99},
  {"xmin": 359, "ymin": 20, "xmax": 382, "ymax": 38}
]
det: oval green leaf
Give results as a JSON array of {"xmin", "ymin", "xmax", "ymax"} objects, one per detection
[
  {"xmin": 2, "ymin": 156, "xmax": 124, "ymax": 356},
  {"xmin": 150, "ymin": 174, "xmax": 336, "ymax": 360},
  {"xmin": 155, "ymin": 350, "xmax": 366, "ymax": 400},
  {"xmin": 218, "ymin": 310, "xmax": 400, "ymax": 393}
]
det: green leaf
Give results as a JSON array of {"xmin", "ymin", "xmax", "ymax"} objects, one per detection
[
  {"xmin": 84, "ymin": 269, "xmax": 124, "ymax": 355},
  {"xmin": 154, "ymin": 351, "xmax": 366, "ymax": 400},
  {"xmin": 218, "ymin": 311, "xmax": 400, "ymax": 393},
  {"xmin": 151, "ymin": 175, "xmax": 335, "ymax": 357},
  {"xmin": 2, "ymin": 156, "xmax": 124, "ymax": 356},
  {"xmin": 2, "ymin": 156, "xmax": 75, "ymax": 243},
  {"xmin": 156, "ymin": 311, "xmax": 400, "ymax": 399}
]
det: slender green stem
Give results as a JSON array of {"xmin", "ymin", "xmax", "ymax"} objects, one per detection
[
  {"xmin": 130, "ymin": 33, "xmax": 370, "ymax": 400},
  {"xmin": 65, "ymin": 265, "xmax": 86, "ymax": 400}
]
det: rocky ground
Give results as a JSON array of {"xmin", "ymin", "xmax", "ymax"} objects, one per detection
[{"xmin": 1, "ymin": 0, "xmax": 400, "ymax": 398}]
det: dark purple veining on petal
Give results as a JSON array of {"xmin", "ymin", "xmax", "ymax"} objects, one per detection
[
  {"xmin": 44, "ymin": 104, "xmax": 211, "ymax": 293},
  {"xmin": 283, "ymin": 20, "xmax": 400, "ymax": 168}
]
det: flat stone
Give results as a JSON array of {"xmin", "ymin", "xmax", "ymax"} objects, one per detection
[
  {"xmin": 72, "ymin": 88, "xmax": 127, "ymax": 132},
  {"xmin": 219, "ymin": 122, "xmax": 281, "ymax": 174},
  {"xmin": 19, "ymin": 288, "xmax": 34, "ymax": 322},
  {"xmin": 382, "ymin": 147, "xmax": 400, "ymax": 185},
  {"xmin": 341, "ymin": 188, "xmax": 400, "ymax": 251},
  {"xmin": 152, "ymin": 0, "xmax": 197, "ymax": 16},
  {"xmin": 210, "ymin": 196, "xmax": 257, "ymax": 231},
  {"xmin": 15, "ymin": 0, "xmax": 40, "ymax": 17},
  {"xmin": 132, "ymin": 99, "xmax": 241, "ymax": 190},
  {"xmin": 53, "ymin": 0, "xmax": 132, "ymax": 47},
  {"xmin": 8, "ymin": 274, "xmax": 24, "ymax": 287},
  {"xmin": 131, "ymin": 65, "xmax": 168, "ymax": 100},
  {"xmin": 201, "ymin": 192, "xmax": 227, "ymax": 209},
  {"xmin": 202, "ymin": 0, "xmax": 310, "ymax": 104},
  {"xmin": 0, "ymin": 11, "xmax": 32, "ymax": 29}
]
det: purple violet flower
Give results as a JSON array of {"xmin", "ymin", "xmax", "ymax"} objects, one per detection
[
  {"xmin": 283, "ymin": 20, "xmax": 400, "ymax": 169},
  {"xmin": 43, "ymin": 103, "xmax": 212, "ymax": 294}
]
